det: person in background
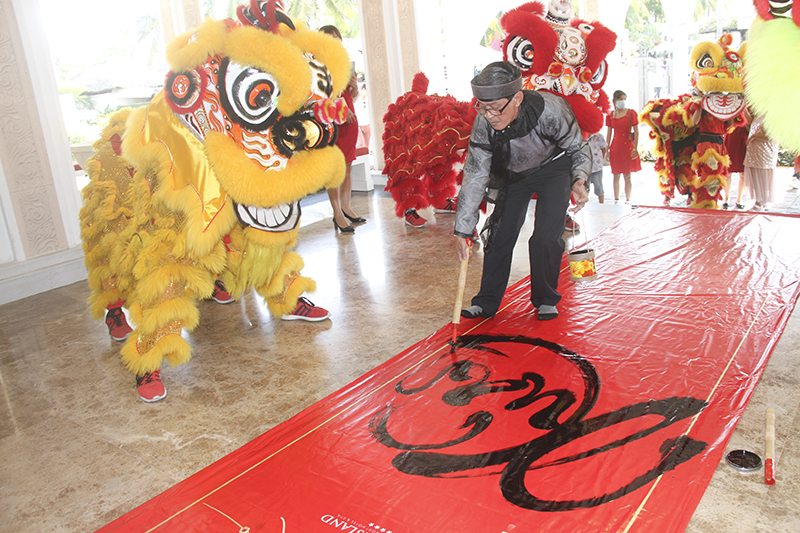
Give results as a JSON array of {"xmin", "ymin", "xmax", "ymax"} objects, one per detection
[
  {"xmin": 320, "ymin": 25, "xmax": 366, "ymax": 233},
  {"xmin": 790, "ymin": 155, "xmax": 800, "ymax": 189},
  {"xmin": 454, "ymin": 62, "xmax": 590, "ymax": 322},
  {"xmin": 744, "ymin": 115, "xmax": 780, "ymax": 211},
  {"xmin": 724, "ymin": 119, "xmax": 749, "ymax": 209},
  {"xmin": 605, "ymin": 90, "xmax": 641, "ymax": 204},
  {"xmin": 586, "ymin": 131, "xmax": 608, "ymax": 203}
]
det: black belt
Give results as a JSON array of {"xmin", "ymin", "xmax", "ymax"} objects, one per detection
[{"xmin": 698, "ymin": 132, "xmax": 723, "ymax": 144}]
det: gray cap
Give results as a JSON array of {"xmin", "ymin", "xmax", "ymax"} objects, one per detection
[{"xmin": 471, "ymin": 61, "xmax": 522, "ymax": 102}]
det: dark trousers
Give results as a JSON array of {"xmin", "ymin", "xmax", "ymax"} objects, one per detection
[{"xmin": 472, "ymin": 156, "xmax": 571, "ymax": 315}]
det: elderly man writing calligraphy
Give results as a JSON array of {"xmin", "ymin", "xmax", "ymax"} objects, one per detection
[{"xmin": 455, "ymin": 61, "xmax": 590, "ymax": 321}]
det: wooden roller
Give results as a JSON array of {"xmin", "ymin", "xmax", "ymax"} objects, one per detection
[{"xmin": 765, "ymin": 408, "xmax": 776, "ymax": 485}]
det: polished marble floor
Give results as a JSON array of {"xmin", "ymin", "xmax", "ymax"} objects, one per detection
[{"xmin": 1, "ymin": 167, "xmax": 800, "ymax": 532}]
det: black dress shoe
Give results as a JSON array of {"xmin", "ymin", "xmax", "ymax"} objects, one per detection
[
  {"xmin": 333, "ymin": 219, "xmax": 355, "ymax": 233},
  {"xmin": 343, "ymin": 212, "xmax": 366, "ymax": 224}
]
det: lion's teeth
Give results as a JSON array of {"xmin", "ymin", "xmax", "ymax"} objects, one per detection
[
  {"xmin": 266, "ymin": 209, "xmax": 278, "ymax": 227},
  {"xmin": 233, "ymin": 201, "xmax": 299, "ymax": 232}
]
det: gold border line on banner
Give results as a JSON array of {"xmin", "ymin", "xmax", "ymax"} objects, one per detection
[
  {"xmin": 143, "ymin": 319, "xmax": 489, "ymax": 532},
  {"xmin": 143, "ymin": 263, "xmax": 578, "ymax": 531},
  {"xmin": 143, "ymin": 273, "xmax": 763, "ymax": 533},
  {"xmin": 620, "ymin": 295, "xmax": 769, "ymax": 533}
]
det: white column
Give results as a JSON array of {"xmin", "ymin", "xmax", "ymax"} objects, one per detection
[
  {"xmin": 358, "ymin": 0, "xmax": 391, "ymax": 170},
  {"xmin": 0, "ymin": 0, "xmax": 87, "ymax": 303},
  {"xmin": 161, "ymin": 0, "xmax": 202, "ymax": 43},
  {"xmin": 581, "ymin": 0, "xmax": 600, "ymax": 20},
  {"xmin": 395, "ymin": 0, "xmax": 420, "ymax": 93}
]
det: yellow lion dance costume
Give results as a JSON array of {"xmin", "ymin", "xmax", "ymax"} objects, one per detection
[{"xmin": 79, "ymin": 0, "xmax": 350, "ymax": 400}]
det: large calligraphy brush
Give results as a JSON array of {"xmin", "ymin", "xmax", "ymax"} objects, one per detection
[{"xmin": 450, "ymin": 245, "xmax": 471, "ymax": 354}]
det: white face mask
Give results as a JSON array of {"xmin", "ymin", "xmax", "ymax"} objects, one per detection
[{"xmin": 615, "ymin": 100, "xmax": 626, "ymax": 110}]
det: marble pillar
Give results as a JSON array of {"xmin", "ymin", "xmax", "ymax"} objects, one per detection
[{"xmin": 0, "ymin": 0, "xmax": 87, "ymax": 305}]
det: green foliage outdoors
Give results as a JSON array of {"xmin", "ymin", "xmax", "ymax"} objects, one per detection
[
  {"xmin": 284, "ymin": 0, "xmax": 360, "ymax": 37},
  {"xmin": 58, "ymin": 85, "xmax": 94, "ymax": 111},
  {"xmin": 135, "ymin": 12, "xmax": 162, "ymax": 67},
  {"xmin": 779, "ymin": 149, "xmax": 798, "ymax": 168},
  {"xmin": 625, "ymin": 0, "xmax": 666, "ymax": 56},
  {"xmin": 625, "ymin": 0, "xmax": 746, "ymax": 57},
  {"xmin": 203, "ymin": 0, "xmax": 239, "ymax": 19}
]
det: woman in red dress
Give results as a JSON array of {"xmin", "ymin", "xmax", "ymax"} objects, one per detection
[
  {"xmin": 605, "ymin": 90, "xmax": 641, "ymax": 204},
  {"xmin": 320, "ymin": 25, "xmax": 365, "ymax": 233},
  {"xmin": 724, "ymin": 120, "xmax": 748, "ymax": 208}
]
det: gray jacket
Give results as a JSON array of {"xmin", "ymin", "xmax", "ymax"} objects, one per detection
[{"xmin": 454, "ymin": 91, "xmax": 591, "ymax": 238}]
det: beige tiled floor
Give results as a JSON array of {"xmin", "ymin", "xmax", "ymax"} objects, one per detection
[{"xmin": 1, "ymin": 171, "xmax": 799, "ymax": 532}]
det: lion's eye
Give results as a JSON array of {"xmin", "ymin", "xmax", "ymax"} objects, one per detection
[
  {"xmin": 696, "ymin": 53, "xmax": 715, "ymax": 70},
  {"xmin": 220, "ymin": 59, "xmax": 281, "ymax": 131},
  {"xmin": 590, "ymin": 61, "xmax": 607, "ymax": 84},
  {"xmin": 249, "ymin": 82, "xmax": 275, "ymax": 108},
  {"xmin": 507, "ymin": 35, "xmax": 535, "ymax": 70}
]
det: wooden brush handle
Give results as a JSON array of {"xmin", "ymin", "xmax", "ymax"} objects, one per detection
[{"xmin": 452, "ymin": 258, "xmax": 469, "ymax": 325}]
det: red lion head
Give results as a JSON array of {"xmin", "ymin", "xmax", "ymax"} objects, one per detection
[{"xmin": 501, "ymin": 1, "xmax": 617, "ymax": 134}]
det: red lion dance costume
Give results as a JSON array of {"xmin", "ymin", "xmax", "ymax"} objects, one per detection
[
  {"xmin": 501, "ymin": 0, "xmax": 617, "ymax": 135},
  {"xmin": 641, "ymin": 35, "xmax": 747, "ymax": 209},
  {"xmin": 382, "ymin": 74, "xmax": 476, "ymax": 222},
  {"xmin": 381, "ymin": 1, "xmax": 615, "ymax": 226},
  {"xmin": 79, "ymin": 0, "xmax": 351, "ymax": 401}
]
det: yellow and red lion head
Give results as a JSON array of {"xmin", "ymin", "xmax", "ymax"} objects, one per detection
[
  {"xmin": 160, "ymin": 0, "xmax": 350, "ymax": 245},
  {"xmin": 80, "ymin": 0, "xmax": 351, "ymax": 375},
  {"xmin": 690, "ymin": 34, "xmax": 747, "ymax": 120}
]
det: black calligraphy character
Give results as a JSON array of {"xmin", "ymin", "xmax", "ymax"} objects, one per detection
[{"xmin": 369, "ymin": 334, "xmax": 708, "ymax": 512}]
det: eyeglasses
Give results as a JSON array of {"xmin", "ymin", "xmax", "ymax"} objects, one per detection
[{"xmin": 473, "ymin": 98, "xmax": 512, "ymax": 117}]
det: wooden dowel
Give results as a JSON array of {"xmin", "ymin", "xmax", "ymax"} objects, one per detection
[
  {"xmin": 765, "ymin": 408, "xmax": 776, "ymax": 485},
  {"xmin": 452, "ymin": 258, "xmax": 469, "ymax": 327}
]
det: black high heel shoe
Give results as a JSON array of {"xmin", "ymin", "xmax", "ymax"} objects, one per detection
[
  {"xmin": 343, "ymin": 212, "xmax": 366, "ymax": 224},
  {"xmin": 333, "ymin": 219, "xmax": 355, "ymax": 233}
]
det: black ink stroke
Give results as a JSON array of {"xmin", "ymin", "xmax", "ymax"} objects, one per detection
[{"xmin": 369, "ymin": 334, "xmax": 708, "ymax": 512}]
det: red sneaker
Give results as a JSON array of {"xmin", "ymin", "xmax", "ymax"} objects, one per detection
[
  {"xmin": 564, "ymin": 214, "xmax": 580, "ymax": 232},
  {"xmin": 404, "ymin": 208, "xmax": 427, "ymax": 228},
  {"xmin": 105, "ymin": 306, "xmax": 133, "ymax": 342},
  {"xmin": 281, "ymin": 297, "xmax": 331, "ymax": 322},
  {"xmin": 434, "ymin": 197, "xmax": 457, "ymax": 213},
  {"xmin": 211, "ymin": 279, "xmax": 234, "ymax": 304},
  {"xmin": 136, "ymin": 370, "xmax": 167, "ymax": 402}
]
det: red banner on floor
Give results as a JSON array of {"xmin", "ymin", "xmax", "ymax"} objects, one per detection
[{"xmin": 98, "ymin": 208, "xmax": 800, "ymax": 533}]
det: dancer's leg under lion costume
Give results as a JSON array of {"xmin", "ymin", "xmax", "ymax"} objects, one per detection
[{"xmin": 79, "ymin": 0, "xmax": 351, "ymax": 397}]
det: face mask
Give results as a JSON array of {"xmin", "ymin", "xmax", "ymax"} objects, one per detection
[{"xmin": 615, "ymin": 100, "xmax": 626, "ymax": 109}]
